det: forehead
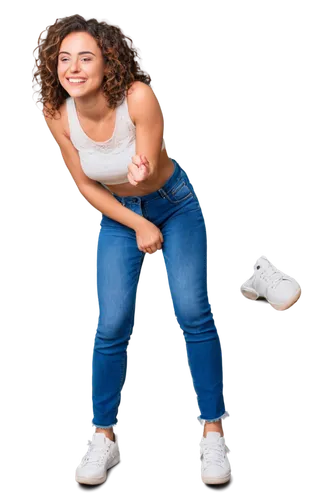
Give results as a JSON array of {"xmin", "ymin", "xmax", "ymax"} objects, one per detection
[{"xmin": 59, "ymin": 32, "xmax": 98, "ymax": 51}]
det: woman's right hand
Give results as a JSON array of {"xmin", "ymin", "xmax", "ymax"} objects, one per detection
[{"xmin": 135, "ymin": 220, "xmax": 164, "ymax": 254}]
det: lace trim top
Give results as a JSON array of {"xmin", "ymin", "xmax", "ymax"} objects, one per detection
[{"xmin": 66, "ymin": 95, "xmax": 166, "ymax": 185}]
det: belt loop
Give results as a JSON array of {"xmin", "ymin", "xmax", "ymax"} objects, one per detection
[{"xmin": 158, "ymin": 188, "xmax": 166, "ymax": 199}]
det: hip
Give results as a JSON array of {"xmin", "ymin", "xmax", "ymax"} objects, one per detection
[{"xmin": 101, "ymin": 158, "xmax": 203, "ymax": 228}]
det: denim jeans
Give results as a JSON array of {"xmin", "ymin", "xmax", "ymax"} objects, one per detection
[{"xmin": 92, "ymin": 159, "xmax": 229, "ymax": 428}]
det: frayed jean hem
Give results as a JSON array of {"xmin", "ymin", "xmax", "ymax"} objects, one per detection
[
  {"xmin": 197, "ymin": 410, "xmax": 230, "ymax": 424},
  {"xmin": 92, "ymin": 420, "xmax": 117, "ymax": 429}
]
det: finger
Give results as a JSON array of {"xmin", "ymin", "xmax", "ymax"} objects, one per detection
[
  {"xmin": 141, "ymin": 247, "xmax": 154, "ymax": 254},
  {"xmin": 147, "ymin": 247, "xmax": 159, "ymax": 257},
  {"xmin": 128, "ymin": 174, "xmax": 137, "ymax": 186},
  {"xmin": 140, "ymin": 164, "xmax": 149, "ymax": 178},
  {"xmin": 134, "ymin": 161, "xmax": 149, "ymax": 176},
  {"xmin": 151, "ymin": 245, "xmax": 161, "ymax": 255},
  {"xmin": 132, "ymin": 154, "xmax": 143, "ymax": 166},
  {"xmin": 138, "ymin": 165, "xmax": 150, "ymax": 181},
  {"xmin": 127, "ymin": 171, "xmax": 138, "ymax": 186},
  {"xmin": 140, "ymin": 154, "xmax": 149, "ymax": 166},
  {"xmin": 155, "ymin": 241, "xmax": 162, "ymax": 252},
  {"xmin": 128, "ymin": 162, "xmax": 140, "ymax": 177},
  {"xmin": 128, "ymin": 162, "xmax": 146, "ymax": 182},
  {"xmin": 145, "ymin": 247, "xmax": 154, "ymax": 257}
]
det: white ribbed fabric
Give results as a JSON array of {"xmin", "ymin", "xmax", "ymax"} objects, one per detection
[{"xmin": 66, "ymin": 95, "xmax": 166, "ymax": 185}]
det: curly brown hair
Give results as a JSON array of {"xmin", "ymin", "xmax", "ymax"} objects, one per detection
[{"xmin": 32, "ymin": 14, "xmax": 151, "ymax": 119}]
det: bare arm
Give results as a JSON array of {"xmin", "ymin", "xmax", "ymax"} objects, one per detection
[
  {"xmin": 127, "ymin": 81, "xmax": 164, "ymax": 184},
  {"xmin": 43, "ymin": 107, "xmax": 146, "ymax": 232}
]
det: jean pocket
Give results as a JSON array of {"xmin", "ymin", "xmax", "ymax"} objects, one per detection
[{"xmin": 164, "ymin": 176, "xmax": 194, "ymax": 204}]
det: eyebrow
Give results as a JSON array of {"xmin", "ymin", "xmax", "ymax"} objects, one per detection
[{"xmin": 58, "ymin": 51, "xmax": 96, "ymax": 56}]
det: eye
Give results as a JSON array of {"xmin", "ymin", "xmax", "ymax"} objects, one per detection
[{"xmin": 59, "ymin": 58, "xmax": 91, "ymax": 62}]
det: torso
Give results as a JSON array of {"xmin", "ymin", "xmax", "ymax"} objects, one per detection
[{"xmin": 59, "ymin": 83, "xmax": 175, "ymax": 196}]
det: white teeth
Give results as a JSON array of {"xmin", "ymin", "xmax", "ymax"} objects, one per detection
[{"xmin": 68, "ymin": 79, "xmax": 86, "ymax": 83}]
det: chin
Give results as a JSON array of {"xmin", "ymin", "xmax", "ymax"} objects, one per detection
[{"xmin": 64, "ymin": 79, "xmax": 89, "ymax": 91}]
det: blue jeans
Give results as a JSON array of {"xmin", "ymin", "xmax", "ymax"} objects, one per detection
[{"xmin": 92, "ymin": 159, "xmax": 229, "ymax": 428}]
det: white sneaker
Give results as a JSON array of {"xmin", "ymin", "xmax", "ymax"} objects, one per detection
[
  {"xmin": 200, "ymin": 432, "xmax": 231, "ymax": 485},
  {"xmin": 75, "ymin": 432, "xmax": 120, "ymax": 485},
  {"xmin": 240, "ymin": 255, "xmax": 301, "ymax": 310}
]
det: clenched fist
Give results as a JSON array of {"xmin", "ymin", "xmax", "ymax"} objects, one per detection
[
  {"xmin": 127, "ymin": 154, "xmax": 151, "ymax": 186},
  {"xmin": 135, "ymin": 220, "xmax": 164, "ymax": 254}
]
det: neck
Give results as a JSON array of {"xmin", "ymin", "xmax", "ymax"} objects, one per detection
[{"xmin": 73, "ymin": 91, "xmax": 114, "ymax": 122}]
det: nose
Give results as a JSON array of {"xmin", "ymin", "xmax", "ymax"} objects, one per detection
[{"xmin": 70, "ymin": 59, "xmax": 81, "ymax": 72}]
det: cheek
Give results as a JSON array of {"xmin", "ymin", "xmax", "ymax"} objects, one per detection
[{"xmin": 57, "ymin": 65, "xmax": 66, "ymax": 78}]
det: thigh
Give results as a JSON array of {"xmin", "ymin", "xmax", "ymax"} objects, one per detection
[
  {"xmin": 161, "ymin": 200, "xmax": 209, "ymax": 330},
  {"xmin": 97, "ymin": 217, "xmax": 145, "ymax": 329}
]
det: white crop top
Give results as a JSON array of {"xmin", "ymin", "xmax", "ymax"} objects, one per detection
[{"xmin": 66, "ymin": 95, "xmax": 166, "ymax": 185}]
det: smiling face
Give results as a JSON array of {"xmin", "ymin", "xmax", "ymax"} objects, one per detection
[{"xmin": 57, "ymin": 31, "xmax": 106, "ymax": 97}]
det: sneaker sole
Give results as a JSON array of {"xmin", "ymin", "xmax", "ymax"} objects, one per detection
[
  {"xmin": 269, "ymin": 287, "xmax": 301, "ymax": 310},
  {"xmin": 202, "ymin": 471, "xmax": 231, "ymax": 485},
  {"xmin": 73, "ymin": 459, "xmax": 122, "ymax": 492},
  {"xmin": 241, "ymin": 286, "xmax": 301, "ymax": 311},
  {"xmin": 75, "ymin": 453, "xmax": 120, "ymax": 485},
  {"xmin": 200, "ymin": 474, "xmax": 234, "ymax": 491}
]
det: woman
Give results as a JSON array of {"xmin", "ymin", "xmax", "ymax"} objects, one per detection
[{"xmin": 33, "ymin": 14, "xmax": 231, "ymax": 486}]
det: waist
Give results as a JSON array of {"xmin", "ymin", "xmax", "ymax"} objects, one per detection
[
  {"xmin": 104, "ymin": 150, "xmax": 175, "ymax": 197},
  {"xmin": 110, "ymin": 158, "xmax": 182, "ymax": 203}
]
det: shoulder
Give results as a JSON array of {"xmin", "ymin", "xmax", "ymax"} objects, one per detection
[
  {"xmin": 126, "ymin": 81, "xmax": 161, "ymax": 125},
  {"xmin": 43, "ymin": 99, "xmax": 70, "ymax": 142}
]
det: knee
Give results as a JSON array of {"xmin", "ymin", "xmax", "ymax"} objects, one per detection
[
  {"xmin": 95, "ymin": 314, "xmax": 133, "ymax": 346},
  {"xmin": 176, "ymin": 302, "xmax": 216, "ymax": 335}
]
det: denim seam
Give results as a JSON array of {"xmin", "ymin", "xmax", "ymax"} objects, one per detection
[
  {"xmin": 163, "ymin": 250, "xmax": 201, "ymax": 415},
  {"xmin": 112, "ymin": 258, "xmax": 143, "ymax": 419},
  {"xmin": 162, "ymin": 189, "xmax": 194, "ymax": 205},
  {"xmin": 171, "ymin": 180, "xmax": 185, "ymax": 195},
  {"xmin": 91, "ymin": 257, "xmax": 143, "ymax": 429},
  {"xmin": 184, "ymin": 339, "xmax": 201, "ymax": 416},
  {"xmin": 164, "ymin": 252, "xmax": 223, "ymax": 422}
]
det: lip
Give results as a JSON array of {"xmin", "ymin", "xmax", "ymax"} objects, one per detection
[{"xmin": 66, "ymin": 77, "xmax": 87, "ymax": 85}]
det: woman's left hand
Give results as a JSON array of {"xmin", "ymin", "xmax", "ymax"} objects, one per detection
[{"xmin": 127, "ymin": 154, "xmax": 150, "ymax": 186}]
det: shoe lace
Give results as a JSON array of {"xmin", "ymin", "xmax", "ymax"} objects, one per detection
[
  {"xmin": 81, "ymin": 440, "xmax": 111, "ymax": 466},
  {"xmin": 260, "ymin": 263, "xmax": 288, "ymax": 289},
  {"xmin": 200, "ymin": 441, "xmax": 230, "ymax": 468}
]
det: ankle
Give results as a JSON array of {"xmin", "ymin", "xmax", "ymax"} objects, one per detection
[
  {"xmin": 203, "ymin": 422, "xmax": 224, "ymax": 438},
  {"xmin": 95, "ymin": 427, "xmax": 115, "ymax": 442}
]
